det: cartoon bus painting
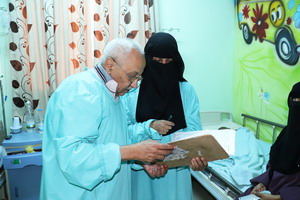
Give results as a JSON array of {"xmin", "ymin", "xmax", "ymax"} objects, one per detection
[{"xmin": 237, "ymin": 0, "xmax": 300, "ymax": 65}]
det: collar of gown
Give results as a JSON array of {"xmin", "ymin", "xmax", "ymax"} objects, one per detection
[{"xmin": 94, "ymin": 63, "xmax": 118, "ymax": 99}]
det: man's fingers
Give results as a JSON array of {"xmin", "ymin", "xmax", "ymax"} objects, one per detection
[
  {"xmin": 159, "ymin": 149, "xmax": 173, "ymax": 156},
  {"xmin": 155, "ymin": 155, "xmax": 165, "ymax": 161},
  {"xmin": 156, "ymin": 143, "xmax": 175, "ymax": 150},
  {"xmin": 155, "ymin": 166, "xmax": 166, "ymax": 177},
  {"xmin": 141, "ymin": 142, "xmax": 174, "ymax": 162},
  {"xmin": 144, "ymin": 139, "xmax": 158, "ymax": 144}
]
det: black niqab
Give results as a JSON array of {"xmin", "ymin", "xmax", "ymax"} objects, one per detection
[
  {"xmin": 269, "ymin": 82, "xmax": 300, "ymax": 174},
  {"xmin": 136, "ymin": 32, "xmax": 187, "ymax": 135}
]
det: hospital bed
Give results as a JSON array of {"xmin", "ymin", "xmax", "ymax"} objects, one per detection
[{"xmin": 191, "ymin": 111, "xmax": 285, "ymax": 200}]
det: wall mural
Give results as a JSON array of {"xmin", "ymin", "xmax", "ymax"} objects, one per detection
[
  {"xmin": 237, "ymin": 0, "xmax": 300, "ymax": 65},
  {"xmin": 234, "ymin": 0, "xmax": 300, "ymax": 143}
]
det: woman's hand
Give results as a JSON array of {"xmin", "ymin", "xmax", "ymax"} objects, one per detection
[
  {"xmin": 251, "ymin": 183, "xmax": 266, "ymax": 194},
  {"xmin": 254, "ymin": 193, "xmax": 281, "ymax": 200},
  {"xmin": 189, "ymin": 157, "xmax": 208, "ymax": 171},
  {"xmin": 150, "ymin": 120, "xmax": 175, "ymax": 135}
]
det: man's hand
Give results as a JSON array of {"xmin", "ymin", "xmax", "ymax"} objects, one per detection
[
  {"xmin": 121, "ymin": 140, "xmax": 174, "ymax": 163},
  {"xmin": 150, "ymin": 120, "xmax": 175, "ymax": 135},
  {"xmin": 189, "ymin": 157, "xmax": 208, "ymax": 171},
  {"xmin": 143, "ymin": 164, "xmax": 168, "ymax": 178}
]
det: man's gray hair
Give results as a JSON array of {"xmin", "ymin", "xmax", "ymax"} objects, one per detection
[{"xmin": 100, "ymin": 38, "xmax": 144, "ymax": 65}]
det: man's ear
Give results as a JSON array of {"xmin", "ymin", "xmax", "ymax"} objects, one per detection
[{"xmin": 104, "ymin": 58, "xmax": 114, "ymax": 73}]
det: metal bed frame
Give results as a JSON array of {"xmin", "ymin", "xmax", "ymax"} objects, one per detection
[
  {"xmin": 241, "ymin": 113, "xmax": 285, "ymax": 144},
  {"xmin": 192, "ymin": 113, "xmax": 285, "ymax": 200}
]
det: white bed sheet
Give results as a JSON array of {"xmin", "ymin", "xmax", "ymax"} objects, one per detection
[{"xmin": 207, "ymin": 127, "xmax": 271, "ymax": 192}]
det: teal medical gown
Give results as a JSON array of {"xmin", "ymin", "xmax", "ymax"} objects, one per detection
[
  {"xmin": 122, "ymin": 81, "xmax": 202, "ymax": 200},
  {"xmin": 40, "ymin": 69, "xmax": 131, "ymax": 200}
]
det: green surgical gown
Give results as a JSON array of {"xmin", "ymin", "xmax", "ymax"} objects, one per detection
[
  {"xmin": 122, "ymin": 81, "xmax": 202, "ymax": 200},
  {"xmin": 40, "ymin": 69, "xmax": 131, "ymax": 200}
]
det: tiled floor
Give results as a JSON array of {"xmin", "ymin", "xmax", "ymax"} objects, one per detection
[{"xmin": 192, "ymin": 176, "xmax": 216, "ymax": 200}]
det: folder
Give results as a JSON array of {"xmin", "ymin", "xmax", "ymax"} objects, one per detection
[{"xmin": 157, "ymin": 130, "xmax": 235, "ymax": 168}]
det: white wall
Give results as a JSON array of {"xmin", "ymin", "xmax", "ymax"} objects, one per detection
[{"xmin": 156, "ymin": 0, "xmax": 235, "ymax": 113}]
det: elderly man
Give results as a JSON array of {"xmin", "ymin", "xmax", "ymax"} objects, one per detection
[{"xmin": 40, "ymin": 38, "xmax": 174, "ymax": 200}]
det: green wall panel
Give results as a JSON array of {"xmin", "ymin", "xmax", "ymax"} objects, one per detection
[{"xmin": 234, "ymin": 0, "xmax": 300, "ymax": 143}]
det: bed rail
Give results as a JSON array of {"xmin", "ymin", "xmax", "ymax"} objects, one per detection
[
  {"xmin": 241, "ymin": 113, "xmax": 285, "ymax": 143},
  {"xmin": 193, "ymin": 112, "xmax": 287, "ymax": 199},
  {"xmin": 204, "ymin": 167, "xmax": 241, "ymax": 198}
]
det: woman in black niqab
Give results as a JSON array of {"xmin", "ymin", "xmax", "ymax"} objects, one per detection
[
  {"xmin": 136, "ymin": 32, "xmax": 187, "ymax": 135},
  {"xmin": 269, "ymin": 82, "xmax": 300, "ymax": 174},
  {"xmin": 238, "ymin": 82, "xmax": 300, "ymax": 199}
]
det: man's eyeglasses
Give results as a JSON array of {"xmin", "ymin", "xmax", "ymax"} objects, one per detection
[{"xmin": 111, "ymin": 57, "xmax": 143, "ymax": 84}]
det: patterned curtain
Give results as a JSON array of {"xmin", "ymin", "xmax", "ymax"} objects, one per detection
[{"xmin": 8, "ymin": 0, "xmax": 155, "ymax": 121}]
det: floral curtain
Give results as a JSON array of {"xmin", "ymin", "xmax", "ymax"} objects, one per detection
[{"xmin": 8, "ymin": 0, "xmax": 155, "ymax": 121}]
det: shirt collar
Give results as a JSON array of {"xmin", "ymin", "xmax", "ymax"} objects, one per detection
[{"xmin": 94, "ymin": 63, "xmax": 118, "ymax": 99}]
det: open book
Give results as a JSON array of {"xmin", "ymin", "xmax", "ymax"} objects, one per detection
[{"xmin": 157, "ymin": 129, "xmax": 236, "ymax": 168}]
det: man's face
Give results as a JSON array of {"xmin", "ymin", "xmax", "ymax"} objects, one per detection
[{"xmin": 112, "ymin": 50, "xmax": 145, "ymax": 96}]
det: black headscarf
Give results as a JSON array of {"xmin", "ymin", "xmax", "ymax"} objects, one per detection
[
  {"xmin": 269, "ymin": 82, "xmax": 300, "ymax": 174},
  {"xmin": 136, "ymin": 32, "xmax": 187, "ymax": 135}
]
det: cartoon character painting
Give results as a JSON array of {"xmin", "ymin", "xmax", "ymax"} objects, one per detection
[{"xmin": 237, "ymin": 0, "xmax": 300, "ymax": 65}]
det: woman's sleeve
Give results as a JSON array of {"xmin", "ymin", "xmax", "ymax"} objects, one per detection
[
  {"xmin": 280, "ymin": 187, "xmax": 300, "ymax": 200},
  {"xmin": 249, "ymin": 170, "xmax": 271, "ymax": 189},
  {"xmin": 127, "ymin": 119, "xmax": 162, "ymax": 143},
  {"xmin": 180, "ymin": 82, "xmax": 202, "ymax": 132},
  {"xmin": 121, "ymin": 90, "xmax": 162, "ymax": 144}
]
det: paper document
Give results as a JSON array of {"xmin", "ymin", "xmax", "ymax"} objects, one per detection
[
  {"xmin": 172, "ymin": 129, "xmax": 236, "ymax": 155},
  {"xmin": 157, "ymin": 129, "xmax": 236, "ymax": 168}
]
